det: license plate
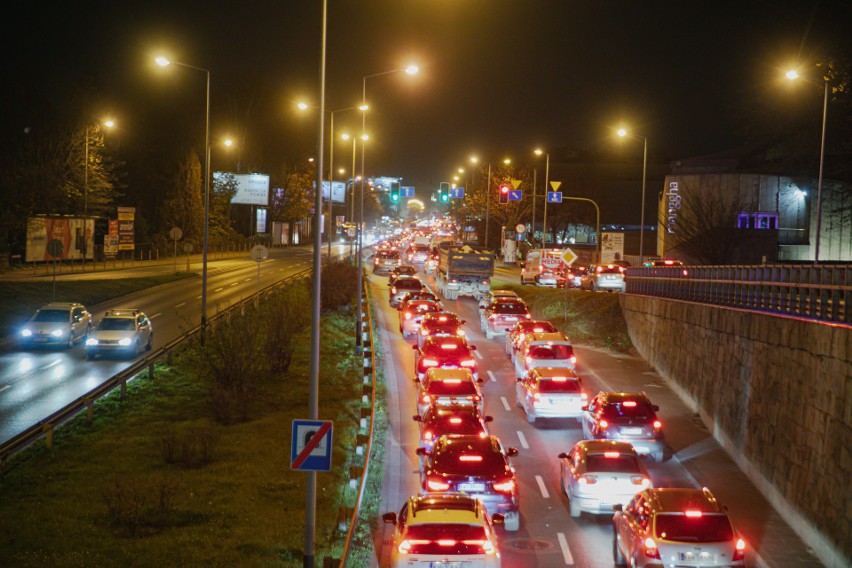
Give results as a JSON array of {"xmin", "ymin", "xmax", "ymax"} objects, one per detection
[
  {"xmin": 430, "ymin": 562, "xmax": 464, "ymax": 568},
  {"xmin": 503, "ymin": 316, "xmax": 518, "ymax": 321},
  {"xmin": 458, "ymin": 482, "xmax": 485, "ymax": 492},
  {"xmin": 606, "ymin": 275, "xmax": 617, "ymax": 280},
  {"xmin": 621, "ymin": 427, "xmax": 643, "ymax": 435},
  {"xmin": 34, "ymin": 337, "xmax": 49, "ymax": 342}
]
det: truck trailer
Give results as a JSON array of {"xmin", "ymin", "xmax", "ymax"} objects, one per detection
[{"xmin": 435, "ymin": 243, "xmax": 495, "ymax": 301}]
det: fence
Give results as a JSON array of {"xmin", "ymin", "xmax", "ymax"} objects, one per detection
[{"xmin": 625, "ymin": 263, "xmax": 850, "ymax": 324}]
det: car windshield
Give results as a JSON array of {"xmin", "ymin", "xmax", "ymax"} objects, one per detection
[
  {"xmin": 98, "ymin": 318, "xmax": 135, "ymax": 331},
  {"xmin": 654, "ymin": 513, "xmax": 734, "ymax": 542},
  {"xmin": 528, "ymin": 344, "xmax": 574, "ymax": 359},
  {"xmin": 601, "ymin": 400, "xmax": 654, "ymax": 419},
  {"xmin": 403, "ymin": 524, "xmax": 488, "ymax": 555},
  {"xmin": 494, "ymin": 302, "xmax": 527, "ymax": 314},
  {"xmin": 538, "ymin": 378, "xmax": 581, "ymax": 393},
  {"xmin": 585, "ymin": 453, "xmax": 641, "ymax": 473},
  {"xmin": 33, "ymin": 309, "xmax": 70, "ymax": 323}
]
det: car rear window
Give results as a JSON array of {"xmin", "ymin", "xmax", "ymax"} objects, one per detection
[
  {"xmin": 585, "ymin": 454, "xmax": 641, "ymax": 473},
  {"xmin": 429, "ymin": 380, "xmax": 477, "ymax": 396},
  {"xmin": 395, "ymin": 279, "xmax": 423, "ymax": 290},
  {"xmin": 494, "ymin": 302, "xmax": 528, "ymax": 314},
  {"xmin": 33, "ymin": 310, "xmax": 70, "ymax": 322},
  {"xmin": 403, "ymin": 524, "xmax": 488, "ymax": 555},
  {"xmin": 528, "ymin": 344, "xmax": 574, "ymax": 359},
  {"xmin": 434, "ymin": 445, "xmax": 507, "ymax": 474},
  {"xmin": 538, "ymin": 378, "xmax": 581, "ymax": 393},
  {"xmin": 378, "ymin": 251, "xmax": 400, "ymax": 259},
  {"xmin": 601, "ymin": 400, "xmax": 654, "ymax": 419},
  {"xmin": 598, "ymin": 267, "xmax": 623, "ymax": 274},
  {"xmin": 654, "ymin": 513, "xmax": 734, "ymax": 542}
]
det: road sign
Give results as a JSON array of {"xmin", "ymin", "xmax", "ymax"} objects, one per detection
[
  {"xmin": 251, "ymin": 244, "xmax": 269, "ymax": 262},
  {"xmin": 515, "ymin": 224, "xmax": 525, "ymax": 234},
  {"xmin": 400, "ymin": 186, "xmax": 415, "ymax": 198},
  {"xmin": 510, "ymin": 179, "xmax": 522, "ymax": 190},
  {"xmin": 449, "ymin": 187, "xmax": 465, "ymax": 199},
  {"xmin": 547, "ymin": 191, "xmax": 563, "ymax": 203},
  {"xmin": 561, "ymin": 247, "xmax": 578, "ymax": 266},
  {"xmin": 550, "ymin": 181, "xmax": 562, "ymax": 191},
  {"xmin": 508, "ymin": 190, "xmax": 523, "ymax": 201},
  {"xmin": 291, "ymin": 419, "xmax": 333, "ymax": 471},
  {"xmin": 169, "ymin": 227, "xmax": 183, "ymax": 240}
]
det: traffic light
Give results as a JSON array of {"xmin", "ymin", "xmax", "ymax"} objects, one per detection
[
  {"xmin": 390, "ymin": 182, "xmax": 400, "ymax": 203},
  {"xmin": 499, "ymin": 184, "xmax": 510, "ymax": 204},
  {"xmin": 440, "ymin": 187, "xmax": 449, "ymax": 203}
]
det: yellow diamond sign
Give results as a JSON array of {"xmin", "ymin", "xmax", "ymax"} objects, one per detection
[{"xmin": 561, "ymin": 247, "xmax": 578, "ymax": 266}]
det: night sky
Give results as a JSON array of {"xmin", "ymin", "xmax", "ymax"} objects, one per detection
[{"xmin": 3, "ymin": 1, "xmax": 849, "ymax": 217}]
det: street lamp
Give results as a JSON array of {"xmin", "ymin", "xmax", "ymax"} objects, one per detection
[
  {"xmin": 616, "ymin": 128, "xmax": 649, "ymax": 259},
  {"xmin": 82, "ymin": 118, "xmax": 115, "ymax": 263},
  {"xmin": 786, "ymin": 68, "xmax": 829, "ymax": 264},
  {"xmin": 156, "ymin": 56, "xmax": 212, "ymax": 338},
  {"xmin": 538, "ymin": 150, "xmax": 551, "ymax": 247}
]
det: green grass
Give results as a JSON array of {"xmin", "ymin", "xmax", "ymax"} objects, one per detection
[
  {"xmin": 0, "ymin": 310, "xmax": 363, "ymax": 567},
  {"xmin": 0, "ymin": 273, "xmax": 196, "ymax": 338}
]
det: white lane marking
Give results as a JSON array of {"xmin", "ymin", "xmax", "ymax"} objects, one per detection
[
  {"xmin": 0, "ymin": 385, "xmax": 10, "ymax": 393},
  {"xmin": 150, "ymin": 313, "xmax": 162, "ymax": 319},
  {"xmin": 174, "ymin": 302, "xmax": 186, "ymax": 309},
  {"xmin": 195, "ymin": 295, "xmax": 202, "ymax": 300},
  {"xmin": 230, "ymin": 282, "xmax": 238, "ymax": 286},
  {"xmin": 535, "ymin": 475, "xmax": 550, "ymax": 498},
  {"xmin": 557, "ymin": 532, "xmax": 574, "ymax": 565},
  {"xmin": 473, "ymin": 349, "xmax": 483, "ymax": 360},
  {"xmin": 487, "ymin": 370, "xmax": 497, "ymax": 383},
  {"xmin": 517, "ymin": 431, "xmax": 529, "ymax": 449},
  {"xmin": 214, "ymin": 287, "xmax": 223, "ymax": 292},
  {"xmin": 500, "ymin": 397, "xmax": 511, "ymax": 411},
  {"xmin": 244, "ymin": 278, "xmax": 251, "ymax": 282}
]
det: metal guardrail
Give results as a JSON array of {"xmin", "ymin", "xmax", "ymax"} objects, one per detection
[
  {"xmin": 0, "ymin": 268, "xmax": 313, "ymax": 469},
  {"xmin": 625, "ymin": 264, "xmax": 850, "ymax": 325}
]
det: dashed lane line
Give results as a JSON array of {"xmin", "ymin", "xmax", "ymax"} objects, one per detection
[
  {"xmin": 0, "ymin": 385, "xmax": 10, "ymax": 393},
  {"xmin": 517, "ymin": 431, "xmax": 529, "ymax": 449},
  {"xmin": 174, "ymin": 302, "xmax": 186, "ymax": 309},
  {"xmin": 535, "ymin": 475, "xmax": 550, "ymax": 498},
  {"xmin": 230, "ymin": 282, "xmax": 238, "ymax": 286},
  {"xmin": 150, "ymin": 313, "xmax": 162, "ymax": 319},
  {"xmin": 473, "ymin": 349, "xmax": 483, "ymax": 360},
  {"xmin": 500, "ymin": 397, "xmax": 511, "ymax": 411},
  {"xmin": 487, "ymin": 370, "xmax": 497, "ymax": 383},
  {"xmin": 195, "ymin": 295, "xmax": 202, "ymax": 300},
  {"xmin": 214, "ymin": 287, "xmax": 223, "ymax": 292},
  {"xmin": 557, "ymin": 532, "xmax": 574, "ymax": 565}
]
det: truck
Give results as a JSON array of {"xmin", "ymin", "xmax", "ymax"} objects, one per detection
[
  {"xmin": 520, "ymin": 248, "xmax": 565, "ymax": 286},
  {"xmin": 435, "ymin": 243, "xmax": 495, "ymax": 301}
]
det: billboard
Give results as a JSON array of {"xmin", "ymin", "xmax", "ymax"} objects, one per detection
[
  {"xmin": 216, "ymin": 172, "xmax": 270, "ymax": 205},
  {"xmin": 600, "ymin": 232, "xmax": 625, "ymax": 264},
  {"xmin": 320, "ymin": 181, "xmax": 346, "ymax": 204},
  {"xmin": 117, "ymin": 207, "xmax": 135, "ymax": 251},
  {"xmin": 26, "ymin": 217, "xmax": 93, "ymax": 262}
]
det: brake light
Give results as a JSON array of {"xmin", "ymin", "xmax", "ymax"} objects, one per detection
[
  {"xmin": 518, "ymin": 333, "xmax": 526, "ymax": 342},
  {"xmin": 653, "ymin": 420, "xmax": 662, "ymax": 429},
  {"xmin": 492, "ymin": 479, "xmax": 515, "ymax": 492},
  {"xmin": 457, "ymin": 329, "xmax": 465, "ymax": 336},
  {"xmin": 427, "ymin": 478, "xmax": 450, "ymax": 491},
  {"xmin": 398, "ymin": 539, "xmax": 427, "ymax": 553},
  {"xmin": 644, "ymin": 537, "xmax": 660, "ymax": 559},
  {"xmin": 570, "ymin": 355, "xmax": 577, "ymax": 364},
  {"xmin": 604, "ymin": 451, "xmax": 620, "ymax": 458},
  {"xmin": 630, "ymin": 475, "xmax": 650, "ymax": 487},
  {"xmin": 683, "ymin": 269, "xmax": 689, "ymax": 276},
  {"xmin": 525, "ymin": 314, "xmax": 531, "ymax": 319},
  {"xmin": 464, "ymin": 539, "xmax": 495, "ymax": 554},
  {"xmin": 422, "ymin": 358, "xmax": 439, "ymax": 367},
  {"xmin": 438, "ymin": 316, "xmax": 448, "ymax": 322},
  {"xmin": 421, "ymin": 394, "xmax": 431, "ymax": 403},
  {"xmin": 391, "ymin": 287, "xmax": 397, "ymax": 294},
  {"xmin": 684, "ymin": 510, "xmax": 702, "ymax": 518},
  {"xmin": 577, "ymin": 474, "xmax": 597, "ymax": 485},
  {"xmin": 664, "ymin": 260, "xmax": 674, "ymax": 265},
  {"xmin": 422, "ymin": 430, "xmax": 433, "ymax": 441},
  {"xmin": 623, "ymin": 401, "xmax": 637, "ymax": 407},
  {"xmin": 459, "ymin": 455, "xmax": 483, "ymax": 462},
  {"xmin": 404, "ymin": 312, "xmax": 412, "ymax": 320},
  {"xmin": 532, "ymin": 327, "xmax": 544, "ymax": 333},
  {"xmin": 599, "ymin": 420, "xmax": 609, "ymax": 429},
  {"xmin": 460, "ymin": 359, "xmax": 476, "ymax": 368},
  {"xmin": 552, "ymin": 376, "xmax": 567, "ymax": 382},
  {"xmin": 436, "ymin": 539, "xmax": 456, "ymax": 546},
  {"xmin": 733, "ymin": 538, "xmax": 746, "ymax": 561},
  {"xmin": 449, "ymin": 417, "xmax": 463, "ymax": 424},
  {"xmin": 440, "ymin": 344, "xmax": 458, "ymax": 350},
  {"xmin": 421, "ymin": 328, "xmax": 430, "ymax": 336},
  {"xmin": 443, "ymin": 378, "xmax": 461, "ymax": 384}
]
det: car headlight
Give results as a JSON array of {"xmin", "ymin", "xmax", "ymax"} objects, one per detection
[
  {"xmin": 86, "ymin": 338, "xmax": 98, "ymax": 346},
  {"xmin": 118, "ymin": 338, "xmax": 132, "ymax": 346},
  {"xmin": 51, "ymin": 329, "xmax": 64, "ymax": 337},
  {"xmin": 21, "ymin": 329, "xmax": 32, "ymax": 337}
]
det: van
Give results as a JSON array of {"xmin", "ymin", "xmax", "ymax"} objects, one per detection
[{"xmin": 521, "ymin": 249, "xmax": 564, "ymax": 286}]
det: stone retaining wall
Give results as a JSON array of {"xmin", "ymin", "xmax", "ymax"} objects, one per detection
[{"xmin": 619, "ymin": 294, "xmax": 850, "ymax": 567}]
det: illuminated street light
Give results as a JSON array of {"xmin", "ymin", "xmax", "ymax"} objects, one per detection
[
  {"xmin": 616, "ymin": 127, "xmax": 649, "ymax": 259},
  {"xmin": 155, "ymin": 55, "xmax": 212, "ymax": 338},
  {"xmin": 223, "ymin": 138, "xmax": 233, "ymax": 147},
  {"xmin": 786, "ymin": 67, "xmax": 829, "ymax": 264}
]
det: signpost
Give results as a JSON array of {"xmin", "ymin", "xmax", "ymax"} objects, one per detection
[
  {"xmin": 449, "ymin": 186, "xmax": 465, "ymax": 199},
  {"xmin": 47, "ymin": 239, "xmax": 63, "ymax": 301},
  {"xmin": 508, "ymin": 190, "xmax": 523, "ymax": 201},
  {"xmin": 169, "ymin": 227, "xmax": 183, "ymax": 275},
  {"xmin": 400, "ymin": 186, "xmax": 415, "ymax": 198},
  {"xmin": 291, "ymin": 419, "xmax": 333, "ymax": 472},
  {"xmin": 547, "ymin": 191, "xmax": 563, "ymax": 203},
  {"xmin": 250, "ymin": 244, "xmax": 269, "ymax": 303}
]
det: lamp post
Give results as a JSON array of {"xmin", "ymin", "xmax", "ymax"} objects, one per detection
[
  {"xmin": 541, "ymin": 151, "xmax": 550, "ymax": 247},
  {"xmin": 616, "ymin": 128, "xmax": 649, "ymax": 260},
  {"xmin": 786, "ymin": 69, "xmax": 829, "ymax": 264},
  {"xmin": 156, "ymin": 57, "xmax": 211, "ymax": 339},
  {"xmin": 82, "ymin": 119, "xmax": 115, "ymax": 264},
  {"xmin": 355, "ymin": 64, "xmax": 419, "ymax": 354}
]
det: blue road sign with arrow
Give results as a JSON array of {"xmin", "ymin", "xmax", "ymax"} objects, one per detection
[
  {"xmin": 508, "ymin": 190, "xmax": 523, "ymax": 201},
  {"xmin": 547, "ymin": 191, "xmax": 563, "ymax": 203},
  {"xmin": 449, "ymin": 187, "xmax": 465, "ymax": 199},
  {"xmin": 400, "ymin": 186, "xmax": 415, "ymax": 198}
]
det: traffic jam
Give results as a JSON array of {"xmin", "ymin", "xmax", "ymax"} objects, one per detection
[{"xmin": 370, "ymin": 219, "xmax": 748, "ymax": 568}]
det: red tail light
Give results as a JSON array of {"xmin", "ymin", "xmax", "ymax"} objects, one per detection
[
  {"xmin": 464, "ymin": 539, "xmax": 496, "ymax": 554},
  {"xmin": 460, "ymin": 359, "xmax": 476, "ymax": 368},
  {"xmin": 421, "ymin": 328, "xmax": 430, "ymax": 336},
  {"xmin": 570, "ymin": 356, "xmax": 577, "ymax": 364},
  {"xmin": 398, "ymin": 539, "xmax": 429, "ymax": 554},
  {"xmin": 421, "ymin": 394, "xmax": 431, "ymax": 403},
  {"xmin": 599, "ymin": 419, "xmax": 609, "ymax": 430},
  {"xmin": 733, "ymin": 538, "xmax": 746, "ymax": 561},
  {"xmin": 422, "ymin": 430, "xmax": 433, "ymax": 441},
  {"xmin": 427, "ymin": 478, "xmax": 450, "ymax": 491},
  {"xmin": 422, "ymin": 358, "xmax": 439, "ymax": 367},
  {"xmin": 492, "ymin": 479, "xmax": 515, "ymax": 493},
  {"xmin": 525, "ymin": 313, "xmax": 531, "ymax": 319},
  {"xmin": 644, "ymin": 537, "xmax": 660, "ymax": 559},
  {"xmin": 449, "ymin": 417, "xmax": 462, "ymax": 424},
  {"xmin": 578, "ymin": 474, "xmax": 597, "ymax": 485},
  {"xmin": 404, "ymin": 312, "xmax": 412, "ymax": 320},
  {"xmin": 630, "ymin": 475, "xmax": 650, "ymax": 487},
  {"xmin": 653, "ymin": 420, "xmax": 662, "ymax": 429}
]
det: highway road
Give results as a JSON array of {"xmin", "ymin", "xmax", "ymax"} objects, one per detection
[
  {"xmin": 0, "ymin": 245, "xmax": 346, "ymax": 445},
  {"xmin": 369, "ymin": 261, "xmax": 824, "ymax": 568}
]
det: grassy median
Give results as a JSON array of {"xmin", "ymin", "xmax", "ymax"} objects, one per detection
[{"xmin": 0, "ymin": 281, "xmax": 364, "ymax": 567}]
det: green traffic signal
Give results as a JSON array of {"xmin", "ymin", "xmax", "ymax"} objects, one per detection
[
  {"xmin": 440, "ymin": 193, "xmax": 449, "ymax": 203},
  {"xmin": 391, "ymin": 193, "xmax": 399, "ymax": 202}
]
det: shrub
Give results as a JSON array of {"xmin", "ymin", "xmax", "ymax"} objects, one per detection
[
  {"xmin": 319, "ymin": 259, "xmax": 358, "ymax": 312},
  {"xmin": 161, "ymin": 424, "xmax": 218, "ymax": 468},
  {"xmin": 262, "ymin": 283, "xmax": 310, "ymax": 373},
  {"xmin": 100, "ymin": 472, "xmax": 181, "ymax": 537}
]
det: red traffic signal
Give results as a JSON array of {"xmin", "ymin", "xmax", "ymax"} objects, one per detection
[{"xmin": 499, "ymin": 184, "xmax": 510, "ymax": 204}]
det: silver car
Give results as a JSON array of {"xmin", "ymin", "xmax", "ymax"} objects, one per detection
[
  {"xmin": 86, "ymin": 309, "xmax": 153, "ymax": 359},
  {"xmin": 19, "ymin": 302, "xmax": 92, "ymax": 349},
  {"xmin": 580, "ymin": 264, "xmax": 626, "ymax": 292}
]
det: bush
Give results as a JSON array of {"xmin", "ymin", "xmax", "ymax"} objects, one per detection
[
  {"xmin": 262, "ymin": 283, "xmax": 310, "ymax": 373},
  {"xmin": 319, "ymin": 259, "xmax": 358, "ymax": 312},
  {"xmin": 161, "ymin": 424, "xmax": 218, "ymax": 468},
  {"xmin": 100, "ymin": 472, "xmax": 181, "ymax": 537}
]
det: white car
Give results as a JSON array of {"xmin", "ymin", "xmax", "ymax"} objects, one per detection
[
  {"xmin": 516, "ymin": 367, "xmax": 586, "ymax": 424},
  {"xmin": 558, "ymin": 440, "xmax": 651, "ymax": 518},
  {"xmin": 86, "ymin": 309, "xmax": 153, "ymax": 359},
  {"xmin": 383, "ymin": 493, "xmax": 503, "ymax": 568},
  {"xmin": 514, "ymin": 332, "xmax": 575, "ymax": 378},
  {"xmin": 19, "ymin": 302, "xmax": 92, "ymax": 349}
]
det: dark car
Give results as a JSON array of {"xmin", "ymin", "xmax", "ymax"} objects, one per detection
[
  {"xmin": 417, "ymin": 311, "xmax": 465, "ymax": 347},
  {"xmin": 581, "ymin": 391, "xmax": 666, "ymax": 462},
  {"xmin": 416, "ymin": 434, "xmax": 520, "ymax": 531},
  {"xmin": 389, "ymin": 276, "xmax": 424, "ymax": 308},
  {"xmin": 388, "ymin": 264, "xmax": 417, "ymax": 287},
  {"xmin": 413, "ymin": 335, "xmax": 477, "ymax": 381},
  {"xmin": 413, "ymin": 404, "xmax": 493, "ymax": 451},
  {"xmin": 373, "ymin": 249, "xmax": 402, "ymax": 274},
  {"xmin": 505, "ymin": 319, "xmax": 558, "ymax": 359}
]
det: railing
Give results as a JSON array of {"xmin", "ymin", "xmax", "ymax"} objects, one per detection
[
  {"xmin": 625, "ymin": 264, "xmax": 850, "ymax": 325},
  {"xmin": 0, "ymin": 268, "xmax": 313, "ymax": 469}
]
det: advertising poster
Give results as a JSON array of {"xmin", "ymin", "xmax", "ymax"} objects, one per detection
[
  {"xmin": 600, "ymin": 232, "xmax": 625, "ymax": 264},
  {"xmin": 25, "ymin": 217, "xmax": 93, "ymax": 262},
  {"xmin": 216, "ymin": 173, "xmax": 271, "ymax": 206},
  {"xmin": 117, "ymin": 207, "xmax": 135, "ymax": 251}
]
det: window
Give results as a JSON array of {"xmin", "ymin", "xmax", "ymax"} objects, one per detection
[{"xmin": 654, "ymin": 513, "xmax": 734, "ymax": 542}]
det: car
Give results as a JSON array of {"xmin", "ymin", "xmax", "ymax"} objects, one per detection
[
  {"xmin": 414, "ymin": 367, "xmax": 484, "ymax": 416},
  {"xmin": 373, "ymin": 249, "xmax": 402, "ymax": 274},
  {"xmin": 642, "ymin": 257, "xmax": 685, "ymax": 268},
  {"xmin": 416, "ymin": 434, "xmax": 520, "ymax": 531},
  {"xmin": 405, "ymin": 244, "xmax": 431, "ymax": 264},
  {"xmin": 399, "ymin": 300, "xmax": 442, "ymax": 338},
  {"xmin": 612, "ymin": 487, "xmax": 746, "ymax": 567},
  {"xmin": 397, "ymin": 290, "xmax": 441, "ymax": 311},
  {"xmin": 505, "ymin": 320, "xmax": 558, "ymax": 359},
  {"xmin": 413, "ymin": 336, "xmax": 478, "ymax": 381},
  {"xmin": 389, "ymin": 276, "xmax": 425, "ymax": 308},
  {"xmin": 86, "ymin": 309, "xmax": 153, "ymax": 360},
  {"xmin": 416, "ymin": 311, "xmax": 465, "ymax": 348},
  {"xmin": 557, "ymin": 440, "xmax": 651, "ymax": 518},
  {"xmin": 515, "ymin": 367, "xmax": 586, "ymax": 424},
  {"xmin": 19, "ymin": 302, "xmax": 92, "ymax": 349},
  {"xmin": 514, "ymin": 332, "xmax": 575, "ymax": 378},
  {"xmin": 478, "ymin": 289, "xmax": 519, "ymax": 311},
  {"xmin": 388, "ymin": 264, "xmax": 417, "ymax": 287},
  {"xmin": 480, "ymin": 299, "xmax": 531, "ymax": 340},
  {"xmin": 561, "ymin": 265, "xmax": 588, "ymax": 289},
  {"xmin": 580, "ymin": 264, "xmax": 626, "ymax": 292},
  {"xmin": 613, "ymin": 260, "xmax": 631, "ymax": 269},
  {"xmin": 413, "ymin": 404, "xmax": 493, "ymax": 451},
  {"xmin": 382, "ymin": 494, "xmax": 504, "ymax": 568},
  {"xmin": 424, "ymin": 247, "xmax": 440, "ymax": 274},
  {"xmin": 581, "ymin": 391, "xmax": 666, "ymax": 462}
]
